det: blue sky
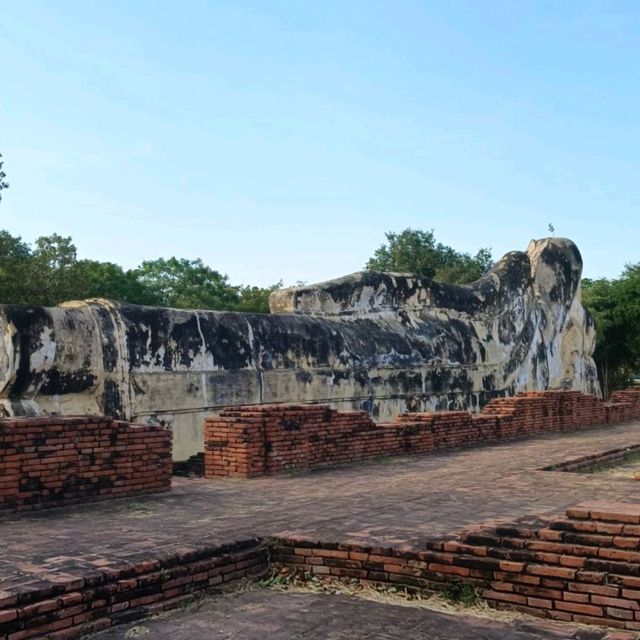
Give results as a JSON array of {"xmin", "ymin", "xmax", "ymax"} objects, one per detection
[{"xmin": 1, "ymin": 1, "xmax": 638, "ymax": 287}]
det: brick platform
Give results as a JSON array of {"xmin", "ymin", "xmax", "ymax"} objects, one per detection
[
  {"xmin": 4, "ymin": 420, "xmax": 640, "ymax": 637},
  {"xmin": 205, "ymin": 387, "xmax": 640, "ymax": 478},
  {"xmin": 0, "ymin": 416, "xmax": 172, "ymax": 512}
]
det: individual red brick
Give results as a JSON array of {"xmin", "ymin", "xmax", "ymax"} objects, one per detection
[
  {"xmin": 607, "ymin": 607, "xmax": 635, "ymax": 621},
  {"xmin": 0, "ymin": 608, "xmax": 17, "ymax": 623},
  {"xmin": 527, "ymin": 596, "xmax": 552, "ymax": 609},
  {"xmin": 569, "ymin": 583, "xmax": 619, "ymax": 597},
  {"xmin": 482, "ymin": 590, "xmax": 527, "ymax": 605},
  {"xmin": 591, "ymin": 595, "xmax": 639, "ymax": 610},
  {"xmin": 527, "ymin": 565, "xmax": 576, "ymax": 579},
  {"xmin": 555, "ymin": 601, "xmax": 604, "ymax": 616}
]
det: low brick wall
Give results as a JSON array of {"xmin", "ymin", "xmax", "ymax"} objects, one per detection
[
  {"xmin": 0, "ymin": 416, "xmax": 172, "ymax": 512},
  {"xmin": 544, "ymin": 443, "xmax": 640, "ymax": 473},
  {"xmin": 274, "ymin": 501, "xmax": 640, "ymax": 632},
  {"xmin": 0, "ymin": 539, "xmax": 268, "ymax": 639},
  {"xmin": 205, "ymin": 387, "xmax": 640, "ymax": 478},
  {"xmin": 436, "ymin": 502, "xmax": 640, "ymax": 631},
  {"xmin": 205, "ymin": 405, "xmax": 385, "ymax": 478}
]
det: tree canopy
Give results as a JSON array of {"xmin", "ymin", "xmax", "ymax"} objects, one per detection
[
  {"xmin": 582, "ymin": 263, "xmax": 640, "ymax": 396},
  {"xmin": 0, "ymin": 230, "xmax": 280, "ymax": 313},
  {"xmin": 365, "ymin": 228, "xmax": 493, "ymax": 284}
]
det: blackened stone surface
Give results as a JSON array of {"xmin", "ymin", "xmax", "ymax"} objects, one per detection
[{"xmin": 0, "ymin": 237, "xmax": 598, "ymax": 460}]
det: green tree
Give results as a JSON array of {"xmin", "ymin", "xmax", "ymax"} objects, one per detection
[
  {"xmin": 0, "ymin": 229, "xmax": 284, "ymax": 312},
  {"xmin": 0, "ymin": 232, "xmax": 82, "ymax": 306},
  {"xmin": 234, "ymin": 282, "xmax": 283, "ymax": 313},
  {"xmin": 70, "ymin": 260, "xmax": 156, "ymax": 305},
  {"xmin": 133, "ymin": 257, "xmax": 240, "ymax": 310},
  {"xmin": 0, "ymin": 229, "xmax": 283, "ymax": 312},
  {"xmin": 28, "ymin": 234, "xmax": 81, "ymax": 305},
  {"xmin": 0, "ymin": 231, "xmax": 32, "ymax": 304},
  {"xmin": 582, "ymin": 263, "xmax": 640, "ymax": 396},
  {"xmin": 366, "ymin": 228, "xmax": 493, "ymax": 284}
]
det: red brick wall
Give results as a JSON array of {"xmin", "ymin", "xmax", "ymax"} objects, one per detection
[
  {"xmin": 205, "ymin": 387, "xmax": 640, "ymax": 478},
  {"xmin": 274, "ymin": 501, "xmax": 640, "ymax": 632},
  {"xmin": 205, "ymin": 405, "xmax": 394, "ymax": 478},
  {"xmin": 434, "ymin": 501, "xmax": 640, "ymax": 631},
  {"xmin": 0, "ymin": 416, "xmax": 172, "ymax": 512}
]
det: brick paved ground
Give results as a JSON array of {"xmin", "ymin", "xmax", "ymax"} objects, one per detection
[
  {"xmin": 2, "ymin": 420, "xmax": 640, "ymax": 603},
  {"xmin": 94, "ymin": 589, "xmax": 618, "ymax": 640}
]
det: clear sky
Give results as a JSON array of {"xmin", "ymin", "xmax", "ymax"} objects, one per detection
[{"xmin": 1, "ymin": 1, "xmax": 638, "ymax": 287}]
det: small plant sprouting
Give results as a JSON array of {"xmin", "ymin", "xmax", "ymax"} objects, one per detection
[{"xmin": 441, "ymin": 581, "xmax": 479, "ymax": 607}]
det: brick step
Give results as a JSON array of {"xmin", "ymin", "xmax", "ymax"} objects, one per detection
[
  {"xmin": 549, "ymin": 446, "xmax": 640, "ymax": 473},
  {"xmin": 551, "ymin": 519, "xmax": 640, "ymax": 542},
  {"xmin": 0, "ymin": 539, "xmax": 268, "ymax": 640},
  {"xmin": 274, "ymin": 504, "xmax": 640, "ymax": 633}
]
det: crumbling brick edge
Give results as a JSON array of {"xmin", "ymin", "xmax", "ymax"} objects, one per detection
[
  {"xmin": 274, "ymin": 501, "xmax": 640, "ymax": 633},
  {"xmin": 0, "ymin": 539, "xmax": 269, "ymax": 640}
]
